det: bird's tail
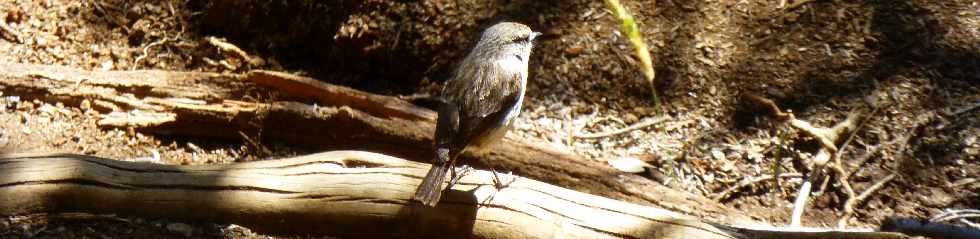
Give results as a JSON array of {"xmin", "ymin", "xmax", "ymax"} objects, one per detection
[{"xmin": 414, "ymin": 160, "xmax": 450, "ymax": 207}]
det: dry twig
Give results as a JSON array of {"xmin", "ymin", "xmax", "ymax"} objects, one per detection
[
  {"xmin": 574, "ymin": 116, "xmax": 670, "ymax": 139},
  {"xmin": 836, "ymin": 131, "xmax": 910, "ymax": 228},
  {"xmin": 782, "ymin": 0, "xmax": 822, "ymax": 11},
  {"xmin": 132, "ymin": 29, "xmax": 184, "ymax": 70},
  {"xmin": 932, "ymin": 209, "xmax": 980, "ymax": 228},
  {"xmin": 844, "ymin": 145, "xmax": 880, "ymax": 178},
  {"xmin": 953, "ymin": 101, "xmax": 980, "ymax": 116},
  {"xmin": 837, "ymin": 172, "xmax": 897, "ymax": 228},
  {"xmin": 790, "ymin": 179, "xmax": 814, "ymax": 227},
  {"xmin": 833, "ymin": 105, "xmax": 885, "ymax": 229},
  {"xmin": 712, "ymin": 173, "xmax": 803, "ymax": 201},
  {"xmin": 744, "ymin": 94, "xmax": 871, "ymax": 227},
  {"xmin": 206, "ymin": 36, "xmax": 257, "ymax": 65},
  {"xmin": 0, "ymin": 22, "xmax": 22, "ymax": 44},
  {"xmin": 568, "ymin": 105, "xmax": 599, "ymax": 143},
  {"xmin": 88, "ymin": 0, "xmax": 130, "ymax": 33}
]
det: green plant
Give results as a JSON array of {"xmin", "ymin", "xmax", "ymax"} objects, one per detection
[{"xmin": 603, "ymin": 0, "xmax": 661, "ymax": 113}]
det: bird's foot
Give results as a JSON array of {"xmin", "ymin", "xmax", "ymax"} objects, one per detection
[
  {"xmin": 446, "ymin": 165, "xmax": 473, "ymax": 190},
  {"xmin": 488, "ymin": 167, "xmax": 516, "ymax": 190}
]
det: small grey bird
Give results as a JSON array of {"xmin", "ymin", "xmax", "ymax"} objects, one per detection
[{"xmin": 414, "ymin": 22, "xmax": 541, "ymax": 207}]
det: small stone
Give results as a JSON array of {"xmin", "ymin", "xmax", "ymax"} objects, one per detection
[
  {"xmin": 38, "ymin": 103, "xmax": 57, "ymax": 115},
  {"xmin": 90, "ymin": 44, "xmax": 101, "ymax": 57},
  {"xmin": 34, "ymin": 36, "xmax": 46, "ymax": 46},
  {"xmin": 711, "ymin": 148, "xmax": 725, "ymax": 161},
  {"xmin": 79, "ymin": 99, "xmax": 91, "ymax": 111},
  {"xmin": 622, "ymin": 113, "xmax": 639, "ymax": 124},
  {"xmin": 607, "ymin": 157, "xmax": 652, "ymax": 173},
  {"xmin": 101, "ymin": 60, "xmax": 114, "ymax": 71},
  {"xmin": 919, "ymin": 188, "xmax": 953, "ymax": 207},
  {"xmin": 166, "ymin": 223, "xmax": 194, "ymax": 237},
  {"xmin": 564, "ymin": 45, "xmax": 584, "ymax": 56}
]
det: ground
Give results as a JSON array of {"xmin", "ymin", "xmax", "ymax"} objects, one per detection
[{"xmin": 0, "ymin": 0, "xmax": 978, "ymax": 238}]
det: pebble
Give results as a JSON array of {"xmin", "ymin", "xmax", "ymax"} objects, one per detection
[
  {"xmin": 166, "ymin": 222, "xmax": 194, "ymax": 237},
  {"xmin": 623, "ymin": 113, "xmax": 638, "ymax": 124}
]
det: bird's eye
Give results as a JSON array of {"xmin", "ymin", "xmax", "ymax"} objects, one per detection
[{"xmin": 511, "ymin": 36, "xmax": 527, "ymax": 43}]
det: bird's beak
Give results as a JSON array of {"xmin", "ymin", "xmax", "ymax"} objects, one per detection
[{"xmin": 530, "ymin": 32, "xmax": 543, "ymax": 41}]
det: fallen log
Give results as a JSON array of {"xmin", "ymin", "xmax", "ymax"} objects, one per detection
[
  {"xmin": 0, "ymin": 62, "xmax": 746, "ymax": 223},
  {"xmin": 0, "ymin": 151, "xmax": 733, "ymax": 239}
]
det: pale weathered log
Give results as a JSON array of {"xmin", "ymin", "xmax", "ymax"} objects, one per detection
[
  {"xmin": 0, "ymin": 61, "xmax": 246, "ymax": 102},
  {"xmin": 0, "ymin": 62, "xmax": 748, "ymax": 224},
  {"xmin": 0, "ymin": 151, "xmax": 737, "ymax": 239}
]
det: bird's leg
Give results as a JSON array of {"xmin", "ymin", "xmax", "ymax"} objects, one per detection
[
  {"xmin": 446, "ymin": 163, "xmax": 472, "ymax": 190},
  {"xmin": 483, "ymin": 160, "xmax": 515, "ymax": 190},
  {"xmin": 446, "ymin": 163, "xmax": 459, "ymax": 190}
]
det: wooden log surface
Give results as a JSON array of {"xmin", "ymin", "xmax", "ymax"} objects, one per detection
[
  {"xmin": 0, "ymin": 152, "xmax": 908, "ymax": 239},
  {"xmin": 0, "ymin": 62, "xmax": 749, "ymax": 224},
  {"xmin": 0, "ymin": 63, "xmax": 913, "ymax": 238},
  {"xmin": 0, "ymin": 151, "xmax": 735, "ymax": 239}
]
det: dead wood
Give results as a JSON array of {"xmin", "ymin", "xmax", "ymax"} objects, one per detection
[
  {"xmin": 0, "ymin": 151, "xmax": 737, "ymax": 239},
  {"xmin": 0, "ymin": 22, "xmax": 22, "ymax": 44},
  {"xmin": 0, "ymin": 61, "xmax": 246, "ymax": 102},
  {"xmin": 0, "ymin": 62, "xmax": 748, "ymax": 224},
  {"xmin": 246, "ymin": 70, "xmax": 435, "ymax": 121}
]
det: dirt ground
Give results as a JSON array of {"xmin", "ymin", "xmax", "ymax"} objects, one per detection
[{"xmin": 1, "ymin": 0, "xmax": 978, "ymax": 238}]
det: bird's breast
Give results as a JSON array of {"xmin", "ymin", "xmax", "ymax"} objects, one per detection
[{"xmin": 467, "ymin": 60, "xmax": 527, "ymax": 152}]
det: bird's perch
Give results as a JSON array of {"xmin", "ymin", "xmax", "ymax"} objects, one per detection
[
  {"xmin": 0, "ymin": 63, "xmax": 909, "ymax": 238},
  {"xmin": 0, "ymin": 151, "xmax": 732, "ymax": 239},
  {"xmin": 0, "ymin": 62, "xmax": 747, "ymax": 224}
]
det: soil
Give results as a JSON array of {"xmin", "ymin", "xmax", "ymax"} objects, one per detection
[{"xmin": 1, "ymin": 0, "xmax": 978, "ymax": 238}]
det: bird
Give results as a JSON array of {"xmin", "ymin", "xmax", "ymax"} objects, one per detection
[{"xmin": 413, "ymin": 22, "xmax": 541, "ymax": 207}]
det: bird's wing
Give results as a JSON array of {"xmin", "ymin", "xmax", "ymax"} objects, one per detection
[
  {"xmin": 443, "ymin": 61, "xmax": 523, "ymax": 152},
  {"xmin": 433, "ymin": 98, "xmax": 459, "ymax": 161}
]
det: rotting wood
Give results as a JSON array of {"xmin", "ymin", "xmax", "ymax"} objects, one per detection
[
  {"xmin": 245, "ymin": 70, "xmax": 435, "ymax": 121},
  {"xmin": 0, "ymin": 62, "xmax": 749, "ymax": 224},
  {"xmin": 0, "ymin": 61, "xmax": 245, "ymax": 102}
]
